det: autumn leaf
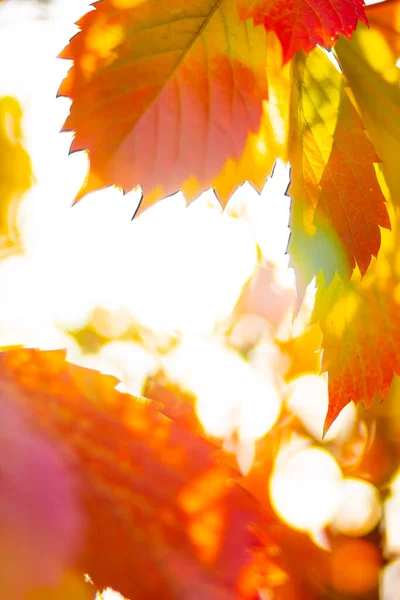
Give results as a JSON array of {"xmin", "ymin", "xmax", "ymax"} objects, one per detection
[
  {"xmin": 336, "ymin": 15, "xmax": 400, "ymax": 210},
  {"xmin": 175, "ymin": 32, "xmax": 290, "ymax": 209},
  {"xmin": 288, "ymin": 47, "xmax": 390, "ymax": 294},
  {"xmin": 59, "ymin": 0, "xmax": 267, "ymax": 209},
  {"xmin": 1, "ymin": 348, "xmax": 268, "ymax": 599},
  {"xmin": 313, "ymin": 222, "xmax": 400, "ymax": 435},
  {"xmin": 0, "ymin": 97, "xmax": 32, "ymax": 250},
  {"xmin": 236, "ymin": 0, "xmax": 367, "ymax": 62}
]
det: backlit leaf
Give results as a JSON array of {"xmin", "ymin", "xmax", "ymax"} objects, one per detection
[
  {"xmin": 236, "ymin": 0, "xmax": 367, "ymax": 62},
  {"xmin": 288, "ymin": 47, "xmax": 390, "ymax": 294},
  {"xmin": 314, "ymin": 224, "xmax": 400, "ymax": 435},
  {"xmin": 1, "ymin": 348, "xmax": 267, "ymax": 599},
  {"xmin": 175, "ymin": 32, "xmax": 290, "ymax": 208},
  {"xmin": 336, "ymin": 14, "xmax": 400, "ymax": 210},
  {"xmin": 59, "ymin": 0, "xmax": 267, "ymax": 208}
]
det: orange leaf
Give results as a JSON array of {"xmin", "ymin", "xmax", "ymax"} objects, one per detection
[
  {"xmin": 59, "ymin": 0, "xmax": 267, "ymax": 209},
  {"xmin": 236, "ymin": 0, "xmax": 367, "ymax": 62},
  {"xmin": 1, "ymin": 348, "xmax": 267, "ymax": 599},
  {"xmin": 288, "ymin": 48, "xmax": 390, "ymax": 293},
  {"xmin": 366, "ymin": 0, "xmax": 400, "ymax": 58}
]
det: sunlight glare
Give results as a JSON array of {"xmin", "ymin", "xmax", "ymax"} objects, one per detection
[
  {"xmin": 384, "ymin": 470, "xmax": 400, "ymax": 556},
  {"xmin": 97, "ymin": 589, "xmax": 124, "ymax": 600},
  {"xmin": 163, "ymin": 338, "xmax": 281, "ymax": 443},
  {"xmin": 81, "ymin": 340, "xmax": 158, "ymax": 396},
  {"xmin": 380, "ymin": 559, "xmax": 400, "ymax": 600},
  {"xmin": 0, "ymin": 7, "xmax": 261, "ymax": 341},
  {"xmin": 269, "ymin": 444, "xmax": 343, "ymax": 533},
  {"xmin": 331, "ymin": 478, "xmax": 381, "ymax": 537}
]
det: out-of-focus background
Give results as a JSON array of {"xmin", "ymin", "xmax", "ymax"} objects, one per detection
[{"xmin": 1, "ymin": 0, "xmax": 400, "ymax": 598}]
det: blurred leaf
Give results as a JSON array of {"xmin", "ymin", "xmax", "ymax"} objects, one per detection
[
  {"xmin": 330, "ymin": 538, "xmax": 380, "ymax": 596},
  {"xmin": 0, "ymin": 392, "xmax": 82, "ymax": 600},
  {"xmin": 288, "ymin": 47, "xmax": 390, "ymax": 295},
  {"xmin": 26, "ymin": 572, "xmax": 94, "ymax": 600},
  {"xmin": 144, "ymin": 375, "xmax": 204, "ymax": 436},
  {"xmin": 366, "ymin": 0, "xmax": 400, "ymax": 58},
  {"xmin": 235, "ymin": 265, "xmax": 295, "ymax": 333},
  {"xmin": 1, "ymin": 348, "xmax": 268, "ymax": 599},
  {"xmin": 349, "ymin": 427, "xmax": 394, "ymax": 486},
  {"xmin": 278, "ymin": 324, "xmax": 322, "ymax": 381},
  {"xmin": 0, "ymin": 96, "xmax": 32, "ymax": 249},
  {"xmin": 59, "ymin": 0, "xmax": 268, "ymax": 209},
  {"xmin": 236, "ymin": 0, "xmax": 367, "ymax": 62}
]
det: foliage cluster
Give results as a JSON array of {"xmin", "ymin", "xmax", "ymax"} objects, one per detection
[{"xmin": 2, "ymin": 0, "xmax": 400, "ymax": 598}]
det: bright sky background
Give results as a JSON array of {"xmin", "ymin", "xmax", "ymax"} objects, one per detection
[{"xmin": 0, "ymin": 0, "xmax": 294, "ymax": 340}]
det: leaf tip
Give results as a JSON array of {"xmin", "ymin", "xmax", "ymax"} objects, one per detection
[
  {"xmin": 322, "ymin": 401, "xmax": 341, "ymax": 439},
  {"xmin": 322, "ymin": 413, "xmax": 334, "ymax": 440},
  {"xmin": 322, "ymin": 419, "xmax": 330, "ymax": 440},
  {"xmin": 72, "ymin": 168, "xmax": 107, "ymax": 205}
]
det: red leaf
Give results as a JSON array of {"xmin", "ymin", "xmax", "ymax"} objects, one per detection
[
  {"xmin": 1, "ymin": 348, "xmax": 268, "ymax": 599},
  {"xmin": 236, "ymin": 0, "xmax": 367, "ymax": 62},
  {"xmin": 59, "ymin": 0, "xmax": 267, "ymax": 208}
]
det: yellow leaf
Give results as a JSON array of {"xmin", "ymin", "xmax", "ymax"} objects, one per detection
[{"xmin": 0, "ymin": 97, "xmax": 32, "ymax": 251}]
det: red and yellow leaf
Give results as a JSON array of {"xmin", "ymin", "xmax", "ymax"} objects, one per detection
[
  {"xmin": 174, "ymin": 32, "xmax": 290, "ymax": 208},
  {"xmin": 1, "ymin": 348, "xmax": 267, "ymax": 599},
  {"xmin": 313, "ymin": 224, "xmax": 400, "ymax": 434},
  {"xmin": 288, "ymin": 47, "xmax": 390, "ymax": 293},
  {"xmin": 236, "ymin": 0, "xmax": 367, "ymax": 62},
  {"xmin": 59, "ymin": 0, "xmax": 267, "ymax": 209}
]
